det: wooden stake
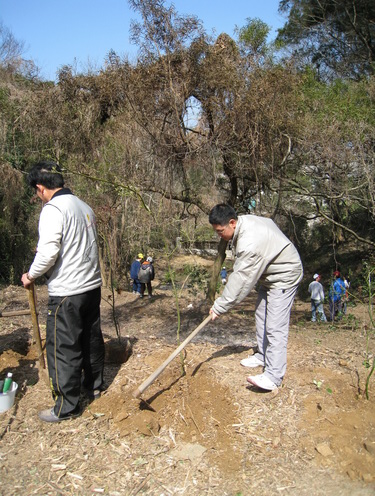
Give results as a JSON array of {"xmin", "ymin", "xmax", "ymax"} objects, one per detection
[{"xmin": 0, "ymin": 309, "xmax": 31, "ymax": 317}]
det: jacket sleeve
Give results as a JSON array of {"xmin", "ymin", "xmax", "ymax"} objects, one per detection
[
  {"xmin": 130, "ymin": 261, "xmax": 139, "ymax": 279},
  {"xmin": 212, "ymin": 249, "xmax": 269, "ymax": 315},
  {"xmin": 130, "ymin": 263, "xmax": 135, "ymax": 279},
  {"xmin": 28, "ymin": 204, "xmax": 63, "ymax": 279},
  {"xmin": 319, "ymin": 287, "xmax": 325, "ymax": 301}
]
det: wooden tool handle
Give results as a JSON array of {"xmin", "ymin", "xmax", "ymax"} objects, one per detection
[
  {"xmin": 28, "ymin": 283, "xmax": 46, "ymax": 370},
  {"xmin": 132, "ymin": 314, "xmax": 212, "ymax": 398}
]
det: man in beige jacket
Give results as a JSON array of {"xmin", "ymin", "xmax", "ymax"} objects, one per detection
[{"xmin": 209, "ymin": 204, "xmax": 303, "ymax": 391}]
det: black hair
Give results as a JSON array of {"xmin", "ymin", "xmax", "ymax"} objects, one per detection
[
  {"xmin": 27, "ymin": 161, "xmax": 64, "ymax": 190},
  {"xmin": 209, "ymin": 204, "xmax": 238, "ymax": 225}
]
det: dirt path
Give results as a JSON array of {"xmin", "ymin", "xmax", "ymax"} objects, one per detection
[{"xmin": 0, "ymin": 269, "xmax": 374, "ymax": 495}]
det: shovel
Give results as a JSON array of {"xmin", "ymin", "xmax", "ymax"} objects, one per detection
[
  {"xmin": 27, "ymin": 283, "xmax": 47, "ymax": 373},
  {"xmin": 133, "ymin": 314, "xmax": 212, "ymax": 398}
]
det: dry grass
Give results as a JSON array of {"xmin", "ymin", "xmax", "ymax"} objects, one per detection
[{"xmin": 0, "ymin": 263, "xmax": 375, "ymax": 495}]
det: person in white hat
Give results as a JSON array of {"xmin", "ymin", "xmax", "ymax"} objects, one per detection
[
  {"xmin": 308, "ymin": 274, "xmax": 327, "ymax": 322},
  {"xmin": 138, "ymin": 256, "xmax": 155, "ymax": 299}
]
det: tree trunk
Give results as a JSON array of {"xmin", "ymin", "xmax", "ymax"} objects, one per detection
[
  {"xmin": 99, "ymin": 245, "xmax": 108, "ymax": 288},
  {"xmin": 206, "ymin": 238, "xmax": 228, "ymax": 303}
]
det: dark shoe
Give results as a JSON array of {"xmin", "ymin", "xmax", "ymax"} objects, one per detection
[
  {"xmin": 82, "ymin": 384, "xmax": 103, "ymax": 400},
  {"xmin": 86, "ymin": 389, "xmax": 101, "ymax": 400},
  {"xmin": 38, "ymin": 407, "xmax": 81, "ymax": 423}
]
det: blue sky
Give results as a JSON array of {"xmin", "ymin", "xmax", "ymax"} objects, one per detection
[{"xmin": 0, "ymin": 0, "xmax": 285, "ymax": 81}]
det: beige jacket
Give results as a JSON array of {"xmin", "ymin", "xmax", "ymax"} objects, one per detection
[{"xmin": 212, "ymin": 215, "xmax": 303, "ymax": 315}]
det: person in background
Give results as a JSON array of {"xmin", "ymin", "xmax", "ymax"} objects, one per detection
[
  {"xmin": 139, "ymin": 256, "xmax": 155, "ymax": 299},
  {"xmin": 343, "ymin": 276, "xmax": 350, "ymax": 314},
  {"xmin": 328, "ymin": 270, "xmax": 346, "ymax": 321},
  {"xmin": 208, "ymin": 204, "xmax": 303, "ymax": 392},
  {"xmin": 220, "ymin": 266, "xmax": 228, "ymax": 285},
  {"xmin": 308, "ymin": 274, "xmax": 327, "ymax": 322},
  {"xmin": 130, "ymin": 253, "xmax": 144, "ymax": 295},
  {"xmin": 21, "ymin": 161, "xmax": 104, "ymax": 423}
]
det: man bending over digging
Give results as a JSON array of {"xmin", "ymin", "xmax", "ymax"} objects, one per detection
[{"xmin": 209, "ymin": 204, "xmax": 303, "ymax": 391}]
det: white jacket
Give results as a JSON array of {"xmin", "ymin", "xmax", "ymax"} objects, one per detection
[
  {"xmin": 213, "ymin": 215, "xmax": 303, "ymax": 315},
  {"xmin": 308, "ymin": 281, "xmax": 324, "ymax": 301},
  {"xmin": 28, "ymin": 189, "xmax": 102, "ymax": 296}
]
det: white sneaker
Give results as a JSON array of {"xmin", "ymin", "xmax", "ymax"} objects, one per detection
[
  {"xmin": 240, "ymin": 355, "xmax": 265, "ymax": 368},
  {"xmin": 247, "ymin": 373, "xmax": 278, "ymax": 391}
]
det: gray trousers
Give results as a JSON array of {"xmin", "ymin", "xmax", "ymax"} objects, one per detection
[{"xmin": 253, "ymin": 285, "xmax": 298, "ymax": 386}]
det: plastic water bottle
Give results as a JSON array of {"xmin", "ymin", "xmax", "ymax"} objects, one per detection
[{"xmin": 2, "ymin": 373, "xmax": 13, "ymax": 393}]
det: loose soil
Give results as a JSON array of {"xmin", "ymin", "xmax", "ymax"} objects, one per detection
[{"xmin": 0, "ymin": 254, "xmax": 375, "ymax": 495}]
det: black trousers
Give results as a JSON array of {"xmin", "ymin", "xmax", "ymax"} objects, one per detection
[
  {"xmin": 46, "ymin": 287, "xmax": 104, "ymax": 417},
  {"xmin": 140, "ymin": 281, "xmax": 152, "ymax": 296}
]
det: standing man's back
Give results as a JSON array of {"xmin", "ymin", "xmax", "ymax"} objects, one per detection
[
  {"xmin": 31, "ymin": 191, "xmax": 101, "ymax": 295},
  {"xmin": 21, "ymin": 161, "xmax": 104, "ymax": 422}
]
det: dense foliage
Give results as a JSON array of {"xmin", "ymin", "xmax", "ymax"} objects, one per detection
[
  {"xmin": 277, "ymin": 0, "xmax": 375, "ymax": 79},
  {"xmin": 0, "ymin": 0, "xmax": 374, "ymax": 288}
]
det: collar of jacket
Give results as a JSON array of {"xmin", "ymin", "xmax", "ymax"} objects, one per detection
[
  {"xmin": 231, "ymin": 215, "xmax": 242, "ymax": 248},
  {"xmin": 51, "ymin": 188, "xmax": 74, "ymax": 200}
]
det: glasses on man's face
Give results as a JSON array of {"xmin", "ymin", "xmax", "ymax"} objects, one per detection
[{"xmin": 214, "ymin": 224, "xmax": 229, "ymax": 235}]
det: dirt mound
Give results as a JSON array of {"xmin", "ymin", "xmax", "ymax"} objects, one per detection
[{"xmin": 90, "ymin": 352, "xmax": 241, "ymax": 475}]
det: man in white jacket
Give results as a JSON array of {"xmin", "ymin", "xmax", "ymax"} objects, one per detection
[
  {"xmin": 21, "ymin": 161, "xmax": 104, "ymax": 422},
  {"xmin": 209, "ymin": 204, "xmax": 303, "ymax": 391},
  {"xmin": 308, "ymin": 274, "xmax": 327, "ymax": 322}
]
